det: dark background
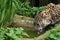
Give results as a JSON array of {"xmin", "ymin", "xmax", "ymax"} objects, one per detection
[{"xmin": 24, "ymin": 0, "xmax": 60, "ymax": 7}]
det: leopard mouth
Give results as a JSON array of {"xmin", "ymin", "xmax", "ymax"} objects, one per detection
[{"xmin": 35, "ymin": 29, "xmax": 43, "ymax": 35}]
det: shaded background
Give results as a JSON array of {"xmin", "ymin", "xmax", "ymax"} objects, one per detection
[{"xmin": 24, "ymin": 0, "xmax": 60, "ymax": 7}]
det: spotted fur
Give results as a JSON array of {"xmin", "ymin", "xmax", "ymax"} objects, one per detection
[{"xmin": 34, "ymin": 3, "xmax": 60, "ymax": 34}]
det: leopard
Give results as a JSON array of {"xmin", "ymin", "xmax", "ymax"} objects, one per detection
[{"xmin": 34, "ymin": 3, "xmax": 60, "ymax": 34}]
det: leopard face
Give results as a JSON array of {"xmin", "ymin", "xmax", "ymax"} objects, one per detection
[{"xmin": 34, "ymin": 15, "xmax": 51, "ymax": 34}]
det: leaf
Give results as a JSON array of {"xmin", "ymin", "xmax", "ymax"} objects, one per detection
[{"xmin": 22, "ymin": 32, "xmax": 29, "ymax": 37}]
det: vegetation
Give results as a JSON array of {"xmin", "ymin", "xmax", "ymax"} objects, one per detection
[
  {"xmin": 0, "ymin": 0, "xmax": 29, "ymax": 40},
  {"xmin": 0, "ymin": 27, "xmax": 29, "ymax": 40},
  {"xmin": 16, "ymin": 2, "xmax": 46, "ymax": 18},
  {"xmin": 0, "ymin": 0, "xmax": 16, "ymax": 27},
  {"xmin": 0, "ymin": 0, "xmax": 60, "ymax": 40},
  {"xmin": 45, "ymin": 27, "xmax": 60, "ymax": 40}
]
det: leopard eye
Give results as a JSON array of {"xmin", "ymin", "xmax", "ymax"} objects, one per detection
[
  {"xmin": 34, "ymin": 22, "xmax": 40, "ymax": 27},
  {"xmin": 36, "ymin": 23, "xmax": 39, "ymax": 26},
  {"xmin": 36, "ymin": 23, "xmax": 40, "ymax": 27}
]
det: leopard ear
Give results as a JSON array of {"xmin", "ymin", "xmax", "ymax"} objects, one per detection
[{"xmin": 46, "ymin": 3, "xmax": 55, "ymax": 9}]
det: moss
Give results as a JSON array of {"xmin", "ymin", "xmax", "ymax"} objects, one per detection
[{"xmin": 22, "ymin": 27, "xmax": 39, "ymax": 38}]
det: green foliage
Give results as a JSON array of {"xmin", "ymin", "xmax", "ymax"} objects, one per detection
[
  {"xmin": 0, "ymin": 27, "xmax": 29, "ymax": 40},
  {"xmin": 0, "ymin": 0, "xmax": 17, "ymax": 27},
  {"xmin": 16, "ymin": 2, "xmax": 46, "ymax": 18},
  {"xmin": 0, "ymin": 0, "xmax": 24, "ymax": 26},
  {"xmin": 39, "ymin": 6, "xmax": 46, "ymax": 12},
  {"xmin": 0, "ymin": 1, "xmax": 29, "ymax": 40},
  {"xmin": 45, "ymin": 27, "xmax": 60, "ymax": 40}
]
